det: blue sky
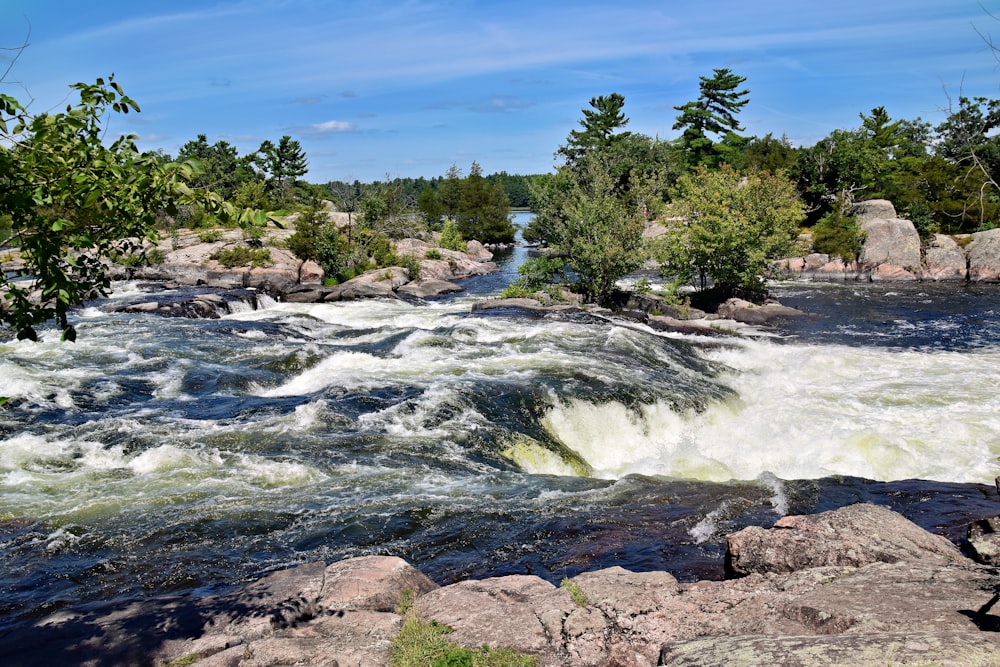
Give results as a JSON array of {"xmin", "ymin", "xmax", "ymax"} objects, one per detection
[{"xmin": 2, "ymin": 1, "xmax": 999, "ymax": 183}]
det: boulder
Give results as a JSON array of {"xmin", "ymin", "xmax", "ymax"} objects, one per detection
[
  {"xmin": 324, "ymin": 280, "xmax": 398, "ymax": 301},
  {"xmin": 868, "ymin": 263, "xmax": 919, "ymax": 281},
  {"xmin": 922, "ymin": 234, "xmax": 968, "ymax": 281},
  {"xmin": 770, "ymin": 254, "xmax": 860, "ymax": 281},
  {"xmin": 967, "ymin": 228, "xmax": 1000, "ymax": 282},
  {"xmin": 715, "ymin": 298, "xmax": 808, "ymax": 325},
  {"xmin": 318, "ymin": 555, "xmax": 437, "ymax": 612},
  {"xmin": 464, "ymin": 240, "xmax": 494, "ymax": 262},
  {"xmin": 851, "ymin": 198, "xmax": 898, "ymax": 221},
  {"xmin": 298, "ymin": 260, "xmax": 324, "ymax": 284},
  {"xmin": 967, "ymin": 516, "xmax": 1000, "ymax": 566},
  {"xmin": 323, "ymin": 267, "xmax": 409, "ymax": 301},
  {"xmin": 281, "ymin": 285, "xmax": 334, "ymax": 303},
  {"xmin": 858, "ymin": 217, "xmax": 922, "ymax": 275},
  {"xmin": 725, "ymin": 503, "xmax": 962, "ymax": 577},
  {"xmin": 396, "ymin": 279, "xmax": 463, "ymax": 298}
]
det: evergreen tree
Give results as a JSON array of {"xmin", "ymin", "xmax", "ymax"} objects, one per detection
[
  {"xmin": 557, "ymin": 93, "xmax": 630, "ymax": 167},
  {"xmin": 456, "ymin": 162, "xmax": 514, "ymax": 244},
  {"xmin": 673, "ymin": 68, "xmax": 750, "ymax": 168},
  {"xmin": 438, "ymin": 163, "xmax": 463, "ymax": 220}
]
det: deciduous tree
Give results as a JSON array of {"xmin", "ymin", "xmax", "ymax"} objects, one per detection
[
  {"xmin": 658, "ymin": 165, "xmax": 804, "ymax": 295},
  {"xmin": 0, "ymin": 75, "xmax": 236, "ymax": 341}
]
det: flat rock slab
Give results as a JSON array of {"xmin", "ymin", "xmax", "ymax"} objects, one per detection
[{"xmin": 659, "ymin": 632, "xmax": 1000, "ymax": 666}]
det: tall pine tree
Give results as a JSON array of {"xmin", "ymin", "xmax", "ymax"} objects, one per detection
[{"xmin": 673, "ymin": 68, "xmax": 749, "ymax": 168}]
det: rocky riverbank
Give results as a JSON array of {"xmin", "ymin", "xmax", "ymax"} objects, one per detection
[
  {"xmin": 3, "ymin": 503, "xmax": 997, "ymax": 666},
  {"xmin": 771, "ymin": 199, "xmax": 1000, "ymax": 283},
  {"xmin": 107, "ymin": 228, "xmax": 500, "ymax": 302}
]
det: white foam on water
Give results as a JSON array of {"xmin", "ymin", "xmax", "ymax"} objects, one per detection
[
  {"xmin": 538, "ymin": 339, "xmax": 1000, "ymax": 485},
  {"xmin": 0, "ymin": 427, "xmax": 328, "ymax": 520}
]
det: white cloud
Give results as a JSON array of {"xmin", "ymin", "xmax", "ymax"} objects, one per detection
[{"xmin": 307, "ymin": 120, "xmax": 358, "ymax": 134}]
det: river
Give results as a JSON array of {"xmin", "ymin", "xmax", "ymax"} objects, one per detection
[{"xmin": 2, "ymin": 212, "xmax": 999, "ymax": 634}]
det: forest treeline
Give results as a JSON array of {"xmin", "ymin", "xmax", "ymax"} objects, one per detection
[{"xmin": 4, "ymin": 57, "xmax": 1000, "ymax": 339}]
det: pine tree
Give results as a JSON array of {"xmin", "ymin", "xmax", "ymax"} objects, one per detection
[
  {"xmin": 557, "ymin": 93, "xmax": 631, "ymax": 166},
  {"xmin": 673, "ymin": 68, "xmax": 749, "ymax": 168}
]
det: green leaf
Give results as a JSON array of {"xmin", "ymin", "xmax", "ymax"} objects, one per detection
[{"xmin": 51, "ymin": 219, "xmax": 65, "ymax": 232}]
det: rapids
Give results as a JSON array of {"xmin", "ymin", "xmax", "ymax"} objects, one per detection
[{"xmin": 1, "ymin": 217, "xmax": 999, "ymax": 633}]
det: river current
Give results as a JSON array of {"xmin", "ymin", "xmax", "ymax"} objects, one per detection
[{"xmin": 2, "ymin": 215, "xmax": 1000, "ymax": 633}]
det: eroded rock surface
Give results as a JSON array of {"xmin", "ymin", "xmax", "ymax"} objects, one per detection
[{"xmin": 7, "ymin": 505, "xmax": 998, "ymax": 667}]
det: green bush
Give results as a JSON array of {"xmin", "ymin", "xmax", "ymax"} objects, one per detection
[
  {"xmin": 425, "ymin": 248, "xmax": 443, "ymax": 260},
  {"xmin": 198, "ymin": 229, "xmax": 224, "ymax": 243},
  {"xmin": 439, "ymin": 218, "xmax": 466, "ymax": 252},
  {"xmin": 111, "ymin": 246, "xmax": 165, "ymax": 267},
  {"xmin": 396, "ymin": 254, "xmax": 422, "ymax": 281},
  {"xmin": 287, "ymin": 204, "xmax": 346, "ymax": 277},
  {"xmin": 210, "ymin": 245, "xmax": 272, "ymax": 268},
  {"xmin": 812, "ymin": 207, "xmax": 865, "ymax": 262}
]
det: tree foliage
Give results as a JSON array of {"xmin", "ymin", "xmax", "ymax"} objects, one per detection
[
  {"xmin": 455, "ymin": 162, "xmax": 514, "ymax": 244},
  {"xmin": 658, "ymin": 166, "xmax": 805, "ymax": 293},
  {"xmin": 0, "ymin": 75, "xmax": 233, "ymax": 341},
  {"xmin": 556, "ymin": 93, "xmax": 631, "ymax": 167},
  {"xmin": 673, "ymin": 68, "xmax": 749, "ymax": 167},
  {"xmin": 532, "ymin": 153, "xmax": 647, "ymax": 302}
]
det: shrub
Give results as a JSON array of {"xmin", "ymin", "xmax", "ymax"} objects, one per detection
[
  {"xmin": 425, "ymin": 248, "xmax": 443, "ymax": 260},
  {"xmin": 210, "ymin": 245, "xmax": 272, "ymax": 268},
  {"xmin": 396, "ymin": 254, "xmax": 422, "ymax": 281},
  {"xmin": 560, "ymin": 577, "xmax": 587, "ymax": 607},
  {"xmin": 198, "ymin": 229, "xmax": 224, "ymax": 243},
  {"xmin": 439, "ymin": 218, "xmax": 466, "ymax": 252},
  {"xmin": 111, "ymin": 247, "xmax": 165, "ymax": 267},
  {"xmin": 287, "ymin": 203, "xmax": 345, "ymax": 277},
  {"xmin": 812, "ymin": 206, "xmax": 865, "ymax": 262}
]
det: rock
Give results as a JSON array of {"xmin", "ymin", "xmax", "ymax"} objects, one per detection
[
  {"xmin": 610, "ymin": 291, "xmax": 706, "ymax": 320},
  {"xmin": 471, "ymin": 297, "xmax": 553, "ymax": 314},
  {"xmin": 464, "ymin": 240, "xmax": 494, "ymax": 262},
  {"xmin": 396, "ymin": 279, "xmax": 463, "ymax": 298},
  {"xmin": 322, "ymin": 267, "xmax": 409, "ymax": 301},
  {"xmin": 715, "ymin": 298, "xmax": 808, "ymax": 325},
  {"xmin": 281, "ymin": 285, "xmax": 334, "ymax": 303},
  {"xmin": 12, "ymin": 506, "xmax": 1000, "ymax": 667},
  {"xmin": 416, "ymin": 575, "xmax": 561, "ymax": 657},
  {"xmin": 851, "ymin": 198, "xmax": 898, "ymax": 221},
  {"xmin": 858, "ymin": 217, "xmax": 922, "ymax": 275},
  {"xmin": 967, "ymin": 228, "xmax": 1000, "ymax": 282},
  {"xmin": 770, "ymin": 254, "xmax": 860, "ymax": 280},
  {"xmin": 324, "ymin": 280, "xmax": 398, "ymax": 301},
  {"xmin": 967, "ymin": 517, "xmax": 1000, "ymax": 565},
  {"xmin": 659, "ymin": 632, "xmax": 1000, "ymax": 667},
  {"xmin": 725, "ymin": 503, "xmax": 962, "ymax": 577},
  {"xmin": 394, "ymin": 239, "xmax": 498, "ymax": 281},
  {"xmin": 298, "ymin": 260, "xmax": 324, "ymax": 284},
  {"xmin": 318, "ymin": 555, "xmax": 438, "ymax": 612},
  {"xmin": 922, "ymin": 234, "xmax": 968, "ymax": 281},
  {"xmin": 868, "ymin": 263, "xmax": 919, "ymax": 281}
]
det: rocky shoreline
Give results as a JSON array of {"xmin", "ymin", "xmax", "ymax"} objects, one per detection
[
  {"xmin": 771, "ymin": 199, "xmax": 1000, "ymax": 283},
  {"xmin": 3, "ymin": 503, "xmax": 998, "ymax": 666}
]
